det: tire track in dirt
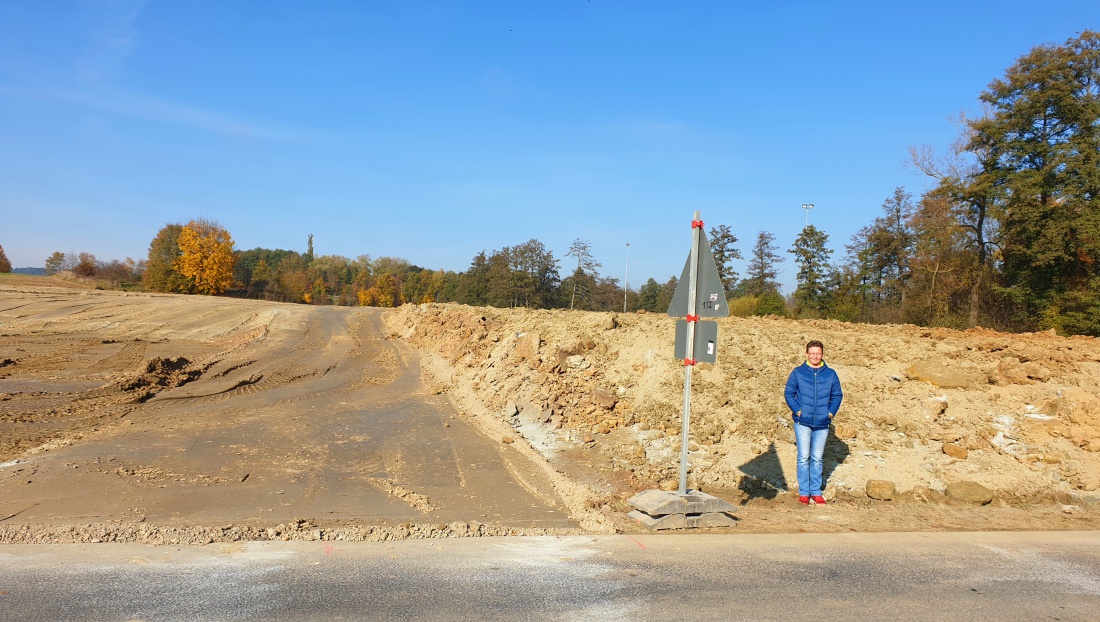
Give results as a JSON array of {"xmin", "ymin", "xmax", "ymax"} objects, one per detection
[
  {"xmin": 93, "ymin": 340, "xmax": 149, "ymax": 370},
  {"xmin": 0, "ymin": 286, "xmax": 580, "ymax": 535}
]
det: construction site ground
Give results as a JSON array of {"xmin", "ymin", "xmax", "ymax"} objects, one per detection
[{"xmin": 2, "ymin": 275, "xmax": 1098, "ymax": 543}]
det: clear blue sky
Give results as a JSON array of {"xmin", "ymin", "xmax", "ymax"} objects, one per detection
[{"xmin": 1, "ymin": 2, "xmax": 1094, "ymax": 292}]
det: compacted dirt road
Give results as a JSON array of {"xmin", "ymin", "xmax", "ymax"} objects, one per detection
[{"xmin": 0, "ymin": 281, "xmax": 577, "ymax": 543}]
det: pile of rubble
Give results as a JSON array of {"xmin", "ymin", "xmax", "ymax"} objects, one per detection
[{"xmin": 387, "ymin": 303, "xmax": 1100, "ymax": 506}]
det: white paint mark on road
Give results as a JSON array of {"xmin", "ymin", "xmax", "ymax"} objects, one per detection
[{"xmin": 978, "ymin": 544, "xmax": 1100, "ymax": 595}]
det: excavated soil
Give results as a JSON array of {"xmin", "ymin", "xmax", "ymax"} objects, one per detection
[
  {"xmin": 2, "ymin": 275, "xmax": 1099, "ymax": 542},
  {"xmin": 385, "ymin": 302, "xmax": 1100, "ymax": 534}
]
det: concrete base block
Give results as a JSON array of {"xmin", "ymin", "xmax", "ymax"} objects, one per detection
[
  {"xmin": 627, "ymin": 490, "xmax": 737, "ymax": 531},
  {"xmin": 628, "ymin": 489, "xmax": 736, "ymax": 515},
  {"xmin": 628, "ymin": 509, "xmax": 737, "ymax": 530}
]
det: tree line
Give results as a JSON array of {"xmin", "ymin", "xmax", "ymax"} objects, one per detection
[
  {"xmin": 711, "ymin": 30, "xmax": 1100, "ymax": 336},
  {"xmin": 851, "ymin": 30, "xmax": 1100, "ymax": 335},
  {"xmin": 17, "ymin": 31, "xmax": 1100, "ymax": 335}
]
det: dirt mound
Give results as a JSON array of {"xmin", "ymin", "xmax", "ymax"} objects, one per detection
[
  {"xmin": 386, "ymin": 304, "xmax": 1100, "ymax": 509},
  {"xmin": 4, "ymin": 283, "xmax": 1099, "ymax": 541},
  {"xmin": 112, "ymin": 357, "xmax": 201, "ymax": 402}
]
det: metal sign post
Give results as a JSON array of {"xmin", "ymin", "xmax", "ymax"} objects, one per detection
[
  {"xmin": 678, "ymin": 212, "xmax": 702, "ymax": 494},
  {"xmin": 627, "ymin": 210, "xmax": 736, "ymax": 530},
  {"xmin": 666, "ymin": 211, "xmax": 729, "ymax": 494}
]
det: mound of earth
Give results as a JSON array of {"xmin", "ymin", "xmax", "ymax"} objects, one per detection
[
  {"xmin": 386, "ymin": 304, "xmax": 1100, "ymax": 517},
  {"xmin": 2, "ymin": 277, "xmax": 1098, "ymax": 541}
]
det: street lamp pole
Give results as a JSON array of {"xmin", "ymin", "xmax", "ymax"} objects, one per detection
[
  {"xmin": 623, "ymin": 242, "xmax": 630, "ymax": 312},
  {"xmin": 802, "ymin": 203, "xmax": 815, "ymax": 227}
]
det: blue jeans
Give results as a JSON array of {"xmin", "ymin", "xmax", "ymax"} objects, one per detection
[{"xmin": 794, "ymin": 422, "xmax": 829, "ymax": 496}]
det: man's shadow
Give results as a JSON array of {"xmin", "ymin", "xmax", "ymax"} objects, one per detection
[
  {"xmin": 737, "ymin": 429, "xmax": 850, "ymax": 503},
  {"xmin": 822, "ymin": 430, "xmax": 851, "ymax": 493},
  {"xmin": 737, "ymin": 442, "xmax": 787, "ymax": 502}
]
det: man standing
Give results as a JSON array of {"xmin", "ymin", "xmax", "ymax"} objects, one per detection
[{"xmin": 784, "ymin": 340, "xmax": 843, "ymax": 505}]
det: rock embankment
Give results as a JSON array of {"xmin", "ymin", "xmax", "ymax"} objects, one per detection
[{"xmin": 387, "ymin": 303, "xmax": 1100, "ymax": 506}]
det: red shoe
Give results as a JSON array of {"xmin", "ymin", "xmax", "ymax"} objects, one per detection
[
  {"xmin": 798, "ymin": 496, "xmax": 809, "ymax": 504},
  {"xmin": 811, "ymin": 495, "xmax": 827, "ymax": 505}
]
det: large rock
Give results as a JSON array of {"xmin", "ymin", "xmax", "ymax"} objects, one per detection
[
  {"xmin": 566, "ymin": 354, "xmax": 590, "ymax": 370},
  {"xmin": 516, "ymin": 401, "xmax": 542, "ymax": 425},
  {"xmin": 990, "ymin": 357, "xmax": 1026, "ymax": 386},
  {"xmin": 906, "ymin": 359, "xmax": 982, "ymax": 389},
  {"xmin": 513, "ymin": 332, "xmax": 541, "ymax": 360},
  {"xmin": 554, "ymin": 348, "xmax": 571, "ymax": 371},
  {"xmin": 1042, "ymin": 389, "xmax": 1100, "ymax": 451},
  {"xmin": 1042, "ymin": 387, "xmax": 1100, "ymax": 426},
  {"xmin": 943, "ymin": 442, "xmax": 969, "ymax": 460},
  {"xmin": 945, "ymin": 481, "xmax": 993, "ymax": 504},
  {"xmin": 989, "ymin": 357, "xmax": 1052, "ymax": 386},
  {"xmin": 592, "ymin": 386, "xmax": 618, "ymax": 410},
  {"xmin": 921, "ymin": 396, "xmax": 948, "ymax": 417},
  {"xmin": 866, "ymin": 479, "xmax": 896, "ymax": 501},
  {"xmin": 833, "ymin": 422, "xmax": 858, "ymax": 439}
]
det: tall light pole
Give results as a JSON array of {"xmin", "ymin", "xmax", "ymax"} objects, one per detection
[
  {"xmin": 802, "ymin": 203, "xmax": 815, "ymax": 227},
  {"xmin": 623, "ymin": 242, "xmax": 630, "ymax": 312}
]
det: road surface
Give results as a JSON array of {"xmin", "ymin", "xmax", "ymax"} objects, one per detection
[{"xmin": 1, "ymin": 531, "xmax": 1098, "ymax": 621}]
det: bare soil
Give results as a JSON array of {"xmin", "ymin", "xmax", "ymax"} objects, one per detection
[
  {"xmin": 0, "ymin": 278, "xmax": 588, "ymax": 544},
  {"xmin": 385, "ymin": 302, "xmax": 1100, "ymax": 534},
  {"xmin": 2, "ymin": 274, "xmax": 1099, "ymax": 543}
]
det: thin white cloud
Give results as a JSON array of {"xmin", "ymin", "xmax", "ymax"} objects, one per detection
[
  {"xmin": 0, "ymin": 84, "xmax": 331, "ymax": 145},
  {"xmin": 76, "ymin": 0, "xmax": 146, "ymax": 85},
  {"xmin": 0, "ymin": 1, "xmax": 321, "ymax": 144}
]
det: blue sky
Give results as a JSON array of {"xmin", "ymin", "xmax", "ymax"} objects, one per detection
[{"xmin": 1, "ymin": 2, "xmax": 1095, "ymax": 292}]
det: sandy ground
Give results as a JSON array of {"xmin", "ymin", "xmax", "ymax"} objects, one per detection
[
  {"xmin": 2, "ymin": 275, "xmax": 1099, "ymax": 542},
  {"xmin": 0, "ymin": 278, "xmax": 594, "ymax": 544}
]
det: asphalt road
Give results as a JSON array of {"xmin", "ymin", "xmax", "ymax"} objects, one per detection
[{"xmin": 1, "ymin": 531, "xmax": 1098, "ymax": 621}]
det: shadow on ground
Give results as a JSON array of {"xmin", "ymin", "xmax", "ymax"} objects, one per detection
[{"xmin": 737, "ymin": 431, "xmax": 850, "ymax": 503}]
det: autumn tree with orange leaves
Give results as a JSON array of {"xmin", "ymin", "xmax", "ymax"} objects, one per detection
[{"xmin": 177, "ymin": 218, "xmax": 236, "ymax": 295}]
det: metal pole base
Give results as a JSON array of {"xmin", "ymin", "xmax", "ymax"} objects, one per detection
[{"xmin": 627, "ymin": 489, "xmax": 737, "ymax": 531}]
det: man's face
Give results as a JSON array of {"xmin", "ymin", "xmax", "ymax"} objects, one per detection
[{"xmin": 806, "ymin": 346, "xmax": 823, "ymax": 366}]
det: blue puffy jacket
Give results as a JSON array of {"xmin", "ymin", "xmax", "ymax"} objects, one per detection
[{"xmin": 784, "ymin": 361, "xmax": 843, "ymax": 429}]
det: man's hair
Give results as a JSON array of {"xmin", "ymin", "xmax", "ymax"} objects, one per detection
[{"xmin": 806, "ymin": 340, "xmax": 824, "ymax": 352}]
